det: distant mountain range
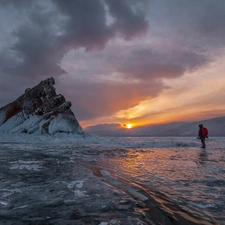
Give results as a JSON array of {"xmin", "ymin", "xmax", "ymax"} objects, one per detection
[{"xmin": 84, "ymin": 116, "xmax": 225, "ymax": 137}]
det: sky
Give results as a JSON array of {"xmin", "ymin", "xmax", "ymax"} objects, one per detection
[{"xmin": 1, "ymin": 0, "xmax": 225, "ymax": 128}]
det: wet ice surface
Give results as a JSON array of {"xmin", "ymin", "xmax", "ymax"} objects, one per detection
[
  {"xmin": 0, "ymin": 144, "xmax": 134, "ymax": 225},
  {"xmin": 0, "ymin": 136, "xmax": 225, "ymax": 225}
]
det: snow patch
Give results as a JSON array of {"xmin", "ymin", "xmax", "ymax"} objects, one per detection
[
  {"xmin": 67, "ymin": 180, "xmax": 84, "ymax": 189},
  {"xmin": 48, "ymin": 114, "xmax": 81, "ymax": 134},
  {"xmin": 10, "ymin": 114, "xmax": 42, "ymax": 134},
  {"xmin": 9, "ymin": 160, "xmax": 43, "ymax": 171},
  {"xmin": 74, "ymin": 190, "xmax": 88, "ymax": 197},
  {"xmin": 0, "ymin": 112, "xmax": 26, "ymax": 132}
]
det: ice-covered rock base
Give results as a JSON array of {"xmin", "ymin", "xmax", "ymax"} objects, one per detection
[{"xmin": 0, "ymin": 77, "xmax": 82, "ymax": 134}]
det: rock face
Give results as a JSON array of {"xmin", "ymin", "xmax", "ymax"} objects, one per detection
[{"xmin": 0, "ymin": 77, "xmax": 82, "ymax": 134}]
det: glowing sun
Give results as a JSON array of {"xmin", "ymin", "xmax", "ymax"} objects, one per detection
[{"xmin": 126, "ymin": 124, "xmax": 133, "ymax": 129}]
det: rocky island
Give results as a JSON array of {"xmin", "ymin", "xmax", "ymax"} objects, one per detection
[{"xmin": 0, "ymin": 77, "xmax": 82, "ymax": 135}]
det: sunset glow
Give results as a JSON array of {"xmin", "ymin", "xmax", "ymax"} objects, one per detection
[
  {"xmin": 1, "ymin": 1, "xmax": 225, "ymax": 129},
  {"xmin": 126, "ymin": 124, "xmax": 133, "ymax": 129}
]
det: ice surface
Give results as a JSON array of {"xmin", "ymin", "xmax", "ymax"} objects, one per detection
[
  {"xmin": 0, "ymin": 131, "xmax": 199, "ymax": 147},
  {"xmin": 0, "ymin": 112, "xmax": 26, "ymax": 132},
  {"xmin": 67, "ymin": 180, "xmax": 84, "ymax": 189},
  {"xmin": 0, "ymin": 134, "xmax": 225, "ymax": 224},
  {"xmin": 48, "ymin": 114, "xmax": 81, "ymax": 134},
  {"xmin": 9, "ymin": 160, "xmax": 43, "ymax": 171}
]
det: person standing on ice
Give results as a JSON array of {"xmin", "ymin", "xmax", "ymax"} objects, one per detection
[{"xmin": 197, "ymin": 124, "xmax": 208, "ymax": 149}]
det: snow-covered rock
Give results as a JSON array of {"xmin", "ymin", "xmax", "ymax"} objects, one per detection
[{"xmin": 0, "ymin": 77, "xmax": 82, "ymax": 134}]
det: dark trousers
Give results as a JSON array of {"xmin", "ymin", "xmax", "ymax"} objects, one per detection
[{"xmin": 200, "ymin": 137, "xmax": 206, "ymax": 148}]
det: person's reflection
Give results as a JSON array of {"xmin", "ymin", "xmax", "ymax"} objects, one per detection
[{"xmin": 198, "ymin": 149, "xmax": 208, "ymax": 164}]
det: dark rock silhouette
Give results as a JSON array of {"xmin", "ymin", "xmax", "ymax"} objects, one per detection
[{"xmin": 0, "ymin": 77, "xmax": 82, "ymax": 134}]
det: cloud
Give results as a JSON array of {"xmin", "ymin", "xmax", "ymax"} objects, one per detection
[
  {"xmin": 52, "ymin": 0, "xmax": 113, "ymax": 51},
  {"xmin": 57, "ymin": 77, "xmax": 165, "ymax": 121},
  {"xmin": 12, "ymin": 25, "xmax": 66, "ymax": 77},
  {"xmin": 111, "ymin": 47, "xmax": 210, "ymax": 81},
  {"xmin": 151, "ymin": 0, "xmax": 225, "ymax": 51},
  {"xmin": 104, "ymin": 0, "xmax": 149, "ymax": 39},
  {"xmin": 0, "ymin": 0, "xmax": 149, "ymax": 78},
  {"xmin": 0, "ymin": 0, "xmax": 32, "ymax": 7},
  {"xmin": 0, "ymin": 1, "xmax": 64, "ymax": 79},
  {"xmin": 52, "ymin": 0, "xmax": 149, "ymax": 50},
  {"xmin": 1, "ymin": 0, "xmax": 225, "ymax": 124}
]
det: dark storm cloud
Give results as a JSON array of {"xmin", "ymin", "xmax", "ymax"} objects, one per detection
[
  {"xmin": 157, "ymin": 0, "xmax": 225, "ymax": 49},
  {"xmin": 0, "ymin": 0, "xmax": 149, "ymax": 79},
  {"xmin": 0, "ymin": 1, "xmax": 65, "ymax": 78},
  {"xmin": 52, "ymin": 0, "xmax": 149, "ymax": 50},
  {"xmin": 115, "ymin": 48, "xmax": 210, "ymax": 80},
  {"xmin": 0, "ymin": 0, "xmax": 32, "ymax": 7},
  {"xmin": 12, "ymin": 24, "xmax": 65, "ymax": 77},
  {"xmin": 52, "ymin": 0, "xmax": 113, "ymax": 51},
  {"xmin": 108, "ymin": 0, "xmax": 225, "ymax": 81},
  {"xmin": 2, "ymin": 0, "xmax": 225, "ymax": 81},
  {"xmin": 195, "ymin": 1, "xmax": 225, "ymax": 46},
  {"xmin": 104, "ymin": 0, "xmax": 149, "ymax": 39}
]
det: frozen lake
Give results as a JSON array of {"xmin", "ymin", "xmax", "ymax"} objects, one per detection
[{"xmin": 0, "ymin": 135, "xmax": 225, "ymax": 225}]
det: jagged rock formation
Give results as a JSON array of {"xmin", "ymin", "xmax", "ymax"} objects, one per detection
[{"xmin": 0, "ymin": 77, "xmax": 82, "ymax": 134}]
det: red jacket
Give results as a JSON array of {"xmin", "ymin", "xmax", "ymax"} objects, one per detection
[{"xmin": 199, "ymin": 127, "xmax": 208, "ymax": 138}]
